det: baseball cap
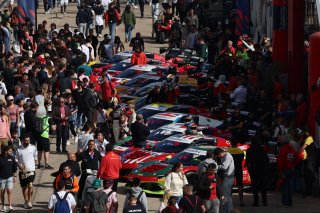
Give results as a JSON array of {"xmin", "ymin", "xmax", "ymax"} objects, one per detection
[
  {"xmin": 7, "ymin": 95, "xmax": 14, "ymax": 101},
  {"xmin": 92, "ymin": 178, "xmax": 102, "ymax": 189}
]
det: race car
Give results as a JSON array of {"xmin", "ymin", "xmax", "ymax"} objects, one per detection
[
  {"xmin": 136, "ymin": 103, "xmax": 192, "ymax": 119},
  {"xmin": 120, "ymin": 82, "xmax": 162, "ymax": 103},
  {"xmin": 119, "ymin": 134, "xmax": 230, "ymax": 179},
  {"xmin": 126, "ymin": 146, "xmax": 218, "ymax": 194},
  {"xmin": 146, "ymin": 112, "xmax": 224, "ymax": 131},
  {"xmin": 107, "ymin": 58, "xmax": 134, "ymax": 76},
  {"xmin": 116, "ymin": 74, "xmax": 165, "ymax": 93},
  {"xmin": 127, "ymin": 145, "xmax": 251, "ymax": 195}
]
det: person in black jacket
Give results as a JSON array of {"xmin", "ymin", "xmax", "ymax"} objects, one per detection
[
  {"xmin": 197, "ymin": 163, "xmax": 220, "ymax": 213},
  {"xmin": 245, "ymin": 137, "xmax": 269, "ymax": 207},
  {"xmin": 123, "ymin": 194, "xmax": 146, "ymax": 213},
  {"xmin": 83, "ymin": 83, "xmax": 98, "ymax": 123},
  {"xmin": 52, "ymin": 153, "xmax": 81, "ymax": 177},
  {"xmin": 77, "ymin": 139, "xmax": 102, "ymax": 199},
  {"xmin": 130, "ymin": 114, "xmax": 150, "ymax": 148}
]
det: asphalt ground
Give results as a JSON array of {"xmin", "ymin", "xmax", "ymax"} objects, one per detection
[{"xmin": 4, "ymin": 1, "xmax": 320, "ymax": 212}]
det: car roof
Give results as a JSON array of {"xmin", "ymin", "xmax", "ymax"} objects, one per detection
[
  {"xmin": 149, "ymin": 112, "xmax": 186, "ymax": 121},
  {"xmin": 142, "ymin": 103, "xmax": 175, "ymax": 112},
  {"xmin": 164, "ymin": 134, "xmax": 206, "ymax": 144},
  {"xmin": 158, "ymin": 123, "xmax": 187, "ymax": 132},
  {"xmin": 129, "ymin": 64, "xmax": 158, "ymax": 71}
]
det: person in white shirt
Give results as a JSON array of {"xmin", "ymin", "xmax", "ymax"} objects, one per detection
[
  {"xmin": 164, "ymin": 162, "xmax": 188, "ymax": 203},
  {"xmin": 102, "ymin": 0, "xmax": 112, "ymax": 12},
  {"xmin": 185, "ymin": 25, "xmax": 198, "ymax": 49},
  {"xmin": 48, "ymin": 180, "xmax": 76, "ymax": 213},
  {"xmin": 230, "ymin": 80, "xmax": 247, "ymax": 105},
  {"xmin": 16, "ymin": 134, "xmax": 38, "ymax": 209},
  {"xmin": 94, "ymin": 132, "xmax": 109, "ymax": 156}
]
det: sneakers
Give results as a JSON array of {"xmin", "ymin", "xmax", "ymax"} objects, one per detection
[
  {"xmin": 45, "ymin": 164, "xmax": 54, "ymax": 170},
  {"xmin": 37, "ymin": 164, "xmax": 45, "ymax": 169},
  {"xmin": 27, "ymin": 202, "xmax": 33, "ymax": 209},
  {"xmin": 67, "ymin": 140, "xmax": 70, "ymax": 146},
  {"xmin": 0, "ymin": 206, "xmax": 7, "ymax": 212},
  {"xmin": 8, "ymin": 206, "xmax": 13, "ymax": 212},
  {"xmin": 23, "ymin": 202, "xmax": 29, "ymax": 209}
]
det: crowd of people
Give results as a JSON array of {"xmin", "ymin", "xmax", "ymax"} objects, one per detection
[{"xmin": 0, "ymin": 0, "xmax": 318, "ymax": 212}]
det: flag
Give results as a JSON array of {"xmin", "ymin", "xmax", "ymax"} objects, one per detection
[
  {"xmin": 235, "ymin": 0, "xmax": 250, "ymax": 36},
  {"xmin": 17, "ymin": 0, "xmax": 36, "ymax": 25}
]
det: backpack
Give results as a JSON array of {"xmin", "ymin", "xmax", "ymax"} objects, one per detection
[
  {"xmin": 184, "ymin": 195, "xmax": 200, "ymax": 213},
  {"xmin": 35, "ymin": 116, "xmax": 48, "ymax": 134},
  {"xmin": 129, "ymin": 190, "xmax": 144, "ymax": 208},
  {"xmin": 88, "ymin": 190, "xmax": 114, "ymax": 213},
  {"xmin": 54, "ymin": 192, "xmax": 70, "ymax": 213}
]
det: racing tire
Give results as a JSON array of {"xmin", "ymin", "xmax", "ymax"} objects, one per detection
[{"xmin": 159, "ymin": 32, "xmax": 166, "ymax": 44}]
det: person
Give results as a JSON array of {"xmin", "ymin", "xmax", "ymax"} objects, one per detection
[
  {"xmin": 158, "ymin": 191, "xmax": 179, "ymax": 212},
  {"xmin": 77, "ymin": 122, "xmax": 94, "ymax": 153},
  {"xmin": 65, "ymin": 94, "xmax": 78, "ymax": 145},
  {"xmin": 0, "ymin": 145, "xmax": 17, "ymax": 212},
  {"xmin": 145, "ymin": 85, "xmax": 162, "ymax": 104},
  {"xmin": 77, "ymin": 139, "xmax": 102, "ymax": 199},
  {"xmin": 178, "ymin": 184, "xmax": 205, "ymax": 213},
  {"xmin": 185, "ymin": 25, "xmax": 198, "ymax": 49},
  {"xmin": 123, "ymin": 194, "xmax": 146, "ymax": 213},
  {"xmin": 300, "ymin": 126, "xmax": 315, "ymax": 197},
  {"xmin": 98, "ymin": 34, "xmax": 115, "ymax": 62},
  {"xmin": 94, "ymin": 0, "xmax": 105, "ymax": 38},
  {"xmin": 277, "ymin": 135, "xmax": 298, "ymax": 207},
  {"xmin": 138, "ymin": 0, "xmax": 145, "ymax": 18},
  {"xmin": 105, "ymin": 3, "xmax": 120, "ymax": 40},
  {"xmin": 97, "ymin": 144, "xmax": 122, "ymax": 192},
  {"xmin": 197, "ymin": 163, "xmax": 220, "ymax": 213},
  {"xmin": 114, "ymin": 36, "xmax": 125, "ymax": 53},
  {"xmin": 130, "ymin": 114, "xmax": 150, "ymax": 148},
  {"xmin": 0, "ymin": 105, "xmax": 11, "ymax": 149},
  {"xmin": 197, "ymin": 150, "xmax": 217, "ymax": 175},
  {"xmin": 184, "ymin": 8, "xmax": 198, "ymax": 29},
  {"xmin": 59, "ymin": 0, "xmax": 69, "ymax": 15},
  {"xmin": 20, "ymin": 30, "xmax": 37, "ymax": 56},
  {"xmin": 48, "ymin": 180, "xmax": 76, "ymax": 213},
  {"xmin": 151, "ymin": 0, "xmax": 159, "ymax": 21},
  {"xmin": 54, "ymin": 153, "xmax": 81, "ymax": 178},
  {"xmin": 94, "ymin": 132, "xmax": 109, "ymax": 156},
  {"xmin": 161, "ymin": 197, "xmax": 179, "ymax": 213},
  {"xmin": 103, "ymin": 179, "xmax": 119, "ymax": 213},
  {"xmin": 165, "ymin": 162, "xmax": 188, "ymax": 203},
  {"xmin": 227, "ymin": 107, "xmax": 245, "ymax": 143},
  {"xmin": 121, "ymin": 5, "xmax": 136, "ymax": 43},
  {"xmin": 230, "ymin": 78, "xmax": 248, "ymax": 105},
  {"xmin": 130, "ymin": 46, "xmax": 147, "ymax": 65},
  {"xmin": 16, "ymin": 134, "xmax": 38, "ymax": 209},
  {"xmin": 127, "ymin": 103, "xmax": 136, "ymax": 128},
  {"xmin": 129, "ymin": 32, "xmax": 144, "ymax": 51},
  {"xmin": 196, "ymin": 37, "xmax": 208, "ymax": 61},
  {"xmin": 77, "ymin": 5, "xmax": 89, "ymax": 36},
  {"xmin": 83, "ymin": 83, "xmax": 98, "ymax": 123},
  {"xmin": 52, "ymin": 96, "xmax": 71, "ymax": 153},
  {"xmin": 6, "ymin": 95, "xmax": 19, "ymax": 132},
  {"xmin": 17, "ymin": 73, "xmax": 34, "ymax": 97},
  {"xmin": 227, "ymin": 139, "xmax": 245, "ymax": 206},
  {"xmin": 214, "ymin": 147, "xmax": 234, "ymax": 213},
  {"xmin": 23, "ymin": 101, "xmax": 37, "ymax": 145},
  {"xmin": 54, "ymin": 165, "xmax": 79, "ymax": 195},
  {"xmin": 245, "ymin": 137, "xmax": 269, "ymax": 207},
  {"xmin": 124, "ymin": 178, "xmax": 148, "ymax": 212},
  {"xmin": 35, "ymin": 106, "xmax": 55, "ymax": 169}
]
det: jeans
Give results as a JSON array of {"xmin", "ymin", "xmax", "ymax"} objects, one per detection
[
  {"xmin": 10, "ymin": 122, "xmax": 17, "ymax": 132},
  {"xmin": 78, "ymin": 23, "xmax": 87, "ymax": 36},
  {"xmin": 56, "ymin": 125, "xmax": 68, "ymax": 151},
  {"xmin": 151, "ymin": 3, "xmax": 159, "ymax": 21},
  {"xmin": 77, "ymin": 0, "xmax": 82, "ymax": 6},
  {"xmin": 281, "ymin": 169, "xmax": 294, "ymax": 206},
  {"xmin": 113, "ymin": 120, "xmax": 120, "ymax": 142},
  {"xmin": 172, "ymin": 2, "xmax": 178, "ymax": 16},
  {"xmin": 85, "ymin": 109, "xmax": 95, "ymax": 123},
  {"xmin": 304, "ymin": 161, "xmax": 315, "ymax": 196},
  {"xmin": 221, "ymin": 176, "xmax": 234, "ymax": 213},
  {"xmin": 204, "ymin": 199, "xmax": 220, "ymax": 213},
  {"xmin": 171, "ymin": 195, "xmax": 182, "ymax": 204},
  {"xmin": 125, "ymin": 24, "xmax": 133, "ymax": 41},
  {"xmin": 76, "ymin": 111, "xmax": 85, "ymax": 129},
  {"xmin": 250, "ymin": 171, "xmax": 267, "ymax": 205},
  {"xmin": 108, "ymin": 23, "xmax": 117, "ymax": 41}
]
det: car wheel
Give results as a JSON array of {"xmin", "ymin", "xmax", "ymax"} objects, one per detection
[{"xmin": 159, "ymin": 32, "xmax": 166, "ymax": 44}]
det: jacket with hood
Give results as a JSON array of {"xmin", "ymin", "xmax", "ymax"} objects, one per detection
[
  {"xmin": 124, "ymin": 187, "xmax": 148, "ymax": 212},
  {"xmin": 131, "ymin": 51, "xmax": 147, "ymax": 65},
  {"xmin": 197, "ymin": 158, "xmax": 217, "ymax": 174}
]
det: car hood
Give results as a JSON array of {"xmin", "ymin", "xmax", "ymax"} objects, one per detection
[{"xmin": 131, "ymin": 160, "xmax": 173, "ymax": 177}]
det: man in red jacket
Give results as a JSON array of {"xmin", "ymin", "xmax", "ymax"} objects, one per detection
[
  {"xmin": 97, "ymin": 144, "xmax": 122, "ymax": 192},
  {"xmin": 277, "ymin": 135, "xmax": 298, "ymax": 207}
]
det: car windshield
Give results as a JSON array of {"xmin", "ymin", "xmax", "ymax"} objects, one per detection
[
  {"xmin": 152, "ymin": 139, "xmax": 189, "ymax": 153},
  {"xmin": 167, "ymin": 152, "xmax": 206, "ymax": 166},
  {"xmin": 109, "ymin": 62, "xmax": 133, "ymax": 72},
  {"xmin": 133, "ymin": 86, "xmax": 155, "ymax": 97},
  {"xmin": 147, "ymin": 129, "xmax": 181, "ymax": 141},
  {"xmin": 116, "ymin": 69, "xmax": 144, "ymax": 78},
  {"xmin": 147, "ymin": 118, "xmax": 173, "ymax": 130}
]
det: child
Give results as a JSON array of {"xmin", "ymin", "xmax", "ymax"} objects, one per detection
[
  {"xmin": 103, "ymin": 179, "xmax": 118, "ymax": 213},
  {"xmin": 124, "ymin": 178, "xmax": 148, "ymax": 212},
  {"xmin": 123, "ymin": 195, "xmax": 146, "ymax": 213},
  {"xmin": 158, "ymin": 191, "xmax": 179, "ymax": 213},
  {"xmin": 161, "ymin": 197, "xmax": 179, "ymax": 213}
]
